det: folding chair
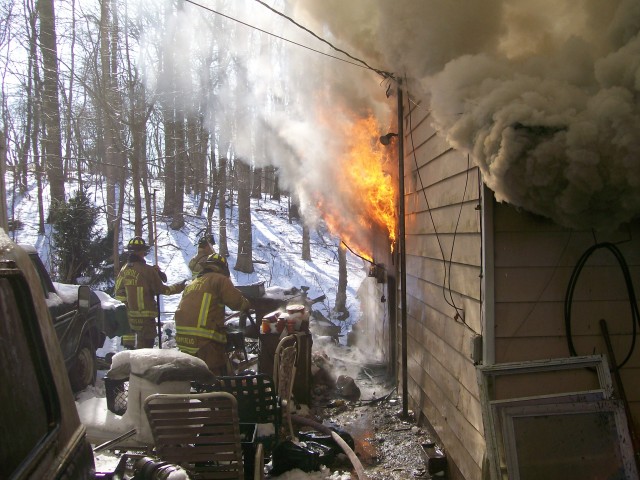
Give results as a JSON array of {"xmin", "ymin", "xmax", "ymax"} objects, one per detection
[
  {"xmin": 211, "ymin": 374, "xmax": 281, "ymax": 453},
  {"xmin": 273, "ymin": 334, "xmax": 299, "ymax": 439},
  {"xmin": 144, "ymin": 391, "xmax": 264, "ymax": 480}
]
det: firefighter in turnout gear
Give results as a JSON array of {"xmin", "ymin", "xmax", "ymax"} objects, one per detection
[
  {"xmin": 174, "ymin": 253, "xmax": 251, "ymax": 375},
  {"xmin": 188, "ymin": 234, "xmax": 216, "ymax": 279},
  {"xmin": 115, "ymin": 236, "xmax": 186, "ymax": 349}
]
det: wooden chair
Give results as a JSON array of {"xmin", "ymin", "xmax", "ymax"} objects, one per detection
[
  {"xmin": 144, "ymin": 391, "xmax": 264, "ymax": 480},
  {"xmin": 273, "ymin": 334, "xmax": 299, "ymax": 439}
]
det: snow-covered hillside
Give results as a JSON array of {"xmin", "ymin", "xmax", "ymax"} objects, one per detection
[{"xmin": 6, "ymin": 176, "xmax": 369, "ymax": 341}]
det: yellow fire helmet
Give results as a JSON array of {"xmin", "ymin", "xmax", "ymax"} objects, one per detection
[{"xmin": 126, "ymin": 236, "xmax": 150, "ymax": 252}]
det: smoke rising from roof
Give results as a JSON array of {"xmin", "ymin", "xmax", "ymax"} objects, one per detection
[
  {"xmin": 149, "ymin": 0, "xmax": 640, "ymax": 232},
  {"xmin": 292, "ymin": 0, "xmax": 640, "ymax": 231}
]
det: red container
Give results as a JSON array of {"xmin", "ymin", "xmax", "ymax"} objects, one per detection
[
  {"xmin": 261, "ymin": 319, "xmax": 271, "ymax": 334},
  {"xmin": 287, "ymin": 318, "xmax": 297, "ymax": 334}
]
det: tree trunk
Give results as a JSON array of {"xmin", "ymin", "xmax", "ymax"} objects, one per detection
[
  {"xmin": 188, "ymin": 113, "xmax": 208, "ymax": 215},
  {"xmin": 251, "ymin": 167, "xmax": 262, "ymax": 199},
  {"xmin": 217, "ymin": 154, "xmax": 228, "ymax": 257},
  {"xmin": 0, "ymin": 131, "xmax": 7, "ymax": 231},
  {"xmin": 64, "ymin": 0, "xmax": 77, "ymax": 186},
  {"xmin": 99, "ymin": 0, "xmax": 120, "ymax": 236},
  {"xmin": 234, "ymin": 158, "xmax": 254, "ymax": 273},
  {"xmin": 37, "ymin": 0, "xmax": 65, "ymax": 211},
  {"xmin": 170, "ymin": 107, "xmax": 185, "ymax": 230},
  {"xmin": 289, "ymin": 195, "xmax": 300, "ymax": 223},
  {"xmin": 128, "ymin": 82, "xmax": 144, "ymax": 236},
  {"xmin": 269, "ymin": 166, "xmax": 281, "ymax": 202},
  {"xmin": 20, "ymin": 1, "xmax": 38, "ymax": 196},
  {"xmin": 302, "ymin": 224, "xmax": 311, "ymax": 261},
  {"xmin": 335, "ymin": 241, "xmax": 348, "ymax": 318},
  {"xmin": 162, "ymin": 108, "xmax": 176, "ymax": 217},
  {"xmin": 206, "ymin": 140, "xmax": 218, "ymax": 233},
  {"xmin": 30, "ymin": 9, "xmax": 46, "ymax": 234}
]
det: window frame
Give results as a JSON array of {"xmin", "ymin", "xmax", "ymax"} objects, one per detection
[{"xmin": 0, "ymin": 263, "xmax": 62, "ymax": 479}]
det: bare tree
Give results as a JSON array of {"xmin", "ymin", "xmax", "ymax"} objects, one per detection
[
  {"xmin": 0, "ymin": 130, "xmax": 7, "ymax": 231},
  {"xmin": 27, "ymin": 0, "xmax": 45, "ymax": 232},
  {"xmin": 234, "ymin": 158, "xmax": 253, "ymax": 273},
  {"xmin": 37, "ymin": 0, "xmax": 65, "ymax": 210},
  {"xmin": 217, "ymin": 153, "xmax": 229, "ymax": 256},
  {"xmin": 302, "ymin": 224, "xmax": 311, "ymax": 261},
  {"xmin": 251, "ymin": 166, "xmax": 262, "ymax": 199},
  {"xmin": 335, "ymin": 241, "xmax": 348, "ymax": 318},
  {"xmin": 170, "ymin": 105, "xmax": 186, "ymax": 230}
]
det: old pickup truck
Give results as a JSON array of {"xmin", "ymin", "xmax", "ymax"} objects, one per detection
[{"xmin": 21, "ymin": 244, "xmax": 129, "ymax": 392}]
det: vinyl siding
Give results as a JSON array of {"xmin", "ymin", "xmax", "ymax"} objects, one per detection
[
  {"xmin": 401, "ymin": 95, "xmax": 640, "ymax": 480},
  {"xmin": 493, "ymin": 202, "xmax": 640, "ymax": 428},
  {"xmin": 402, "ymin": 99, "xmax": 484, "ymax": 480}
]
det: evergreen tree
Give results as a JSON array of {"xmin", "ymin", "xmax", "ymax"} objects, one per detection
[{"xmin": 50, "ymin": 189, "xmax": 110, "ymax": 284}]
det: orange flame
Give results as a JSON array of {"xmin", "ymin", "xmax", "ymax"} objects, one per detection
[{"xmin": 318, "ymin": 114, "xmax": 397, "ymax": 259}]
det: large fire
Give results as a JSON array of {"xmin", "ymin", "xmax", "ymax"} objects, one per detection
[{"xmin": 319, "ymin": 114, "xmax": 397, "ymax": 260}]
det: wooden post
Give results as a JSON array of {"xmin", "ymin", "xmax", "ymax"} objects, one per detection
[
  {"xmin": 153, "ymin": 190, "xmax": 162, "ymax": 349},
  {"xmin": 0, "ymin": 131, "xmax": 8, "ymax": 231}
]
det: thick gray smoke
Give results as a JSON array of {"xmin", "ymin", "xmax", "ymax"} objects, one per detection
[
  {"xmin": 293, "ymin": 0, "xmax": 640, "ymax": 231},
  {"xmin": 148, "ymin": 0, "xmax": 640, "ymax": 232},
  {"xmin": 143, "ymin": 0, "xmax": 395, "ymax": 250}
]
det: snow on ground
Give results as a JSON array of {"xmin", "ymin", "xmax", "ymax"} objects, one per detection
[{"xmin": 7, "ymin": 174, "xmax": 370, "ymax": 478}]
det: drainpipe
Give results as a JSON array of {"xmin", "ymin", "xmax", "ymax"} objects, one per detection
[{"xmin": 397, "ymin": 82, "xmax": 408, "ymax": 417}]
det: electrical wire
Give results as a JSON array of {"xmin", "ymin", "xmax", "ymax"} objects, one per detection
[
  {"xmin": 446, "ymin": 153, "xmax": 472, "ymax": 321},
  {"xmin": 406, "ymin": 80, "xmax": 463, "ymax": 318},
  {"xmin": 182, "ymin": 0, "xmax": 389, "ymax": 75},
  {"xmin": 253, "ymin": 0, "xmax": 393, "ymax": 79},
  {"xmin": 341, "ymin": 240, "xmax": 377, "ymax": 266},
  {"xmin": 564, "ymin": 242, "xmax": 639, "ymax": 371}
]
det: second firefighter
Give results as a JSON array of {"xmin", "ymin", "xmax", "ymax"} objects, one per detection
[{"xmin": 174, "ymin": 253, "xmax": 251, "ymax": 375}]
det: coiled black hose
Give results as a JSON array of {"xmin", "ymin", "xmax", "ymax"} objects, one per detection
[{"xmin": 564, "ymin": 242, "xmax": 639, "ymax": 371}]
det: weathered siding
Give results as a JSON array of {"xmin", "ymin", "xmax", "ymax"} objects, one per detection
[
  {"xmin": 493, "ymin": 203, "xmax": 640, "ymax": 429},
  {"xmin": 400, "ymin": 95, "xmax": 640, "ymax": 480},
  {"xmin": 402, "ymin": 100, "xmax": 484, "ymax": 480}
]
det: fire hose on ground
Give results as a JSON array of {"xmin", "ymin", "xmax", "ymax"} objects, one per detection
[{"xmin": 291, "ymin": 414, "xmax": 369, "ymax": 480}]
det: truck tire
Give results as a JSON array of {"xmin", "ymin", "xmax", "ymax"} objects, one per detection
[{"xmin": 69, "ymin": 335, "xmax": 96, "ymax": 392}]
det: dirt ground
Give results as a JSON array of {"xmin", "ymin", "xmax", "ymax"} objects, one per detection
[{"xmin": 293, "ymin": 348, "xmax": 446, "ymax": 480}]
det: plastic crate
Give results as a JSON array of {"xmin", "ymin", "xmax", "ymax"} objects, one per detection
[{"xmin": 104, "ymin": 377, "xmax": 129, "ymax": 415}]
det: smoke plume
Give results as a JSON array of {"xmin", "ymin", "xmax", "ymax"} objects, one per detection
[
  {"xmin": 148, "ymin": 0, "xmax": 640, "ymax": 232},
  {"xmin": 292, "ymin": 0, "xmax": 640, "ymax": 231}
]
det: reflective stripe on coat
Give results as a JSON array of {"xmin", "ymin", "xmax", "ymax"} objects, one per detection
[
  {"xmin": 174, "ymin": 270, "xmax": 251, "ymax": 354},
  {"xmin": 114, "ymin": 258, "xmax": 183, "ymax": 319}
]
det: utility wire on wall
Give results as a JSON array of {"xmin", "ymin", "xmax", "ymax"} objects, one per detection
[{"xmin": 406, "ymin": 81, "xmax": 466, "ymax": 322}]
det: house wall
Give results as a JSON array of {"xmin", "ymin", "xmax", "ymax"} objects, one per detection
[
  {"xmin": 401, "ymin": 99, "xmax": 485, "ymax": 480},
  {"xmin": 399, "ymin": 91, "xmax": 640, "ymax": 480},
  {"xmin": 493, "ymin": 203, "xmax": 640, "ymax": 430}
]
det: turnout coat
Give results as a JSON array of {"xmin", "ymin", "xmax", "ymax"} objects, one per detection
[
  {"xmin": 114, "ymin": 256, "xmax": 184, "ymax": 331},
  {"xmin": 174, "ymin": 268, "xmax": 251, "ymax": 355}
]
